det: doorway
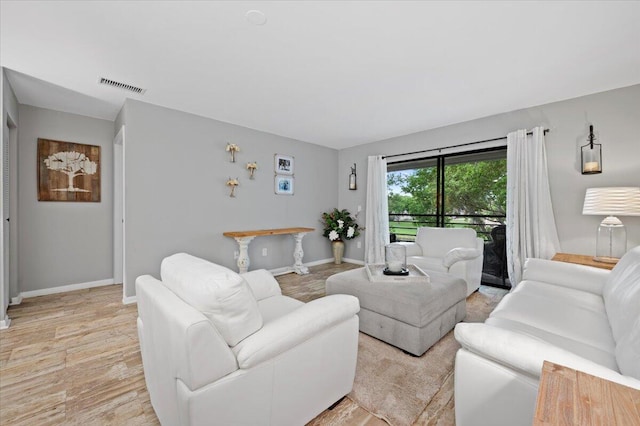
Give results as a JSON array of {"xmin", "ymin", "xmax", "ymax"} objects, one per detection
[{"xmin": 113, "ymin": 126, "xmax": 126, "ymax": 302}]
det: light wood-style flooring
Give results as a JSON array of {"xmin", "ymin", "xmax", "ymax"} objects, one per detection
[{"xmin": 0, "ymin": 262, "xmax": 381, "ymax": 425}]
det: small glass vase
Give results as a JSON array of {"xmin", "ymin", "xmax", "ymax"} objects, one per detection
[{"xmin": 384, "ymin": 243, "xmax": 408, "ymax": 275}]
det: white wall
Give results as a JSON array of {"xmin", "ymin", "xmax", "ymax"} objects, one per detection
[
  {"xmin": 339, "ymin": 84, "xmax": 640, "ymax": 260},
  {"xmin": 17, "ymin": 105, "xmax": 114, "ymax": 291},
  {"xmin": 122, "ymin": 100, "xmax": 339, "ymax": 297}
]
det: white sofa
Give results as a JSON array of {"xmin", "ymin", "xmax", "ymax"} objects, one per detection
[
  {"xmin": 136, "ymin": 253, "xmax": 360, "ymax": 426},
  {"xmin": 400, "ymin": 227, "xmax": 484, "ymax": 296},
  {"xmin": 454, "ymin": 245, "xmax": 640, "ymax": 426}
]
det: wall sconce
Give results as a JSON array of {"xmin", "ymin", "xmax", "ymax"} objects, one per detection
[
  {"xmin": 349, "ymin": 163, "xmax": 357, "ymax": 190},
  {"xmin": 581, "ymin": 125, "xmax": 602, "ymax": 174}
]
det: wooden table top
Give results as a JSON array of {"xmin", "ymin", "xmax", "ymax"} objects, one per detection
[
  {"xmin": 534, "ymin": 361, "xmax": 640, "ymax": 425},
  {"xmin": 551, "ymin": 252, "xmax": 617, "ymax": 270},
  {"xmin": 223, "ymin": 227, "xmax": 314, "ymax": 238}
]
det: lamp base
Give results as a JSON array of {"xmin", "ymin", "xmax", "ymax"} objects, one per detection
[{"xmin": 592, "ymin": 255, "xmax": 620, "ymax": 264}]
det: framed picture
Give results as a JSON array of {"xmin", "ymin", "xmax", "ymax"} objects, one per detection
[
  {"xmin": 37, "ymin": 138, "xmax": 101, "ymax": 202},
  {"xmin": 274, "ymin": 174, "xmax": 294, "ymax": 195},
  {"xmin": 274, "ymin": 153, "xmax": 294, "ymax": 175}
]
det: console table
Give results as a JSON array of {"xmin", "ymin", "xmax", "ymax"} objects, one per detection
[
  {"xmin": 534, "ymin": 361, "xmax": 640, "ymax": 425},
  {"xmin": 223, "ymin": 227, "xmax": 314, "ymax": 275}
]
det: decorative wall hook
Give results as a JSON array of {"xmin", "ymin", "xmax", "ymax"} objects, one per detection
[
  {"xmin": 226, "ymin": 177, "xmax": 239, "ymax": 197},
  {"xmin": 246, "ymin": 161, "xmax": 258, "ymax": 179},
  {"xmin": 226, "ymin": 143, "xmax": 240, "ymax": 163}
]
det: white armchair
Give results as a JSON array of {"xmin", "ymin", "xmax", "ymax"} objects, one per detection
[
  {"xmin": 136, "ymin": 253, "xmax": 360, "ymax": 426},
  {"xmin": 399, "ymin": 227, "xmax": 483, "ymax": 296}
]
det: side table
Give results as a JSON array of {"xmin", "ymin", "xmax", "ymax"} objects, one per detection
[
  {"xmin": 534, "ymin": 361, "xmax": 640, "ymax": 425},
  {"xmin": 551, "ymin": 252, "xmax": 616, "ymax": 271}
]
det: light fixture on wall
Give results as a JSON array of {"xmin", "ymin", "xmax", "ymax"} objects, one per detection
[
  {"xmin": 582, "ymin": 187, "xmax": 640, "ymax": 263},
  {"xmin": 349, "ymin": 163, "xmax": 357, "ymax": 190},
  {"xmin": 581, "ymin": 125, "xmax": 602, "ymax": 174}
]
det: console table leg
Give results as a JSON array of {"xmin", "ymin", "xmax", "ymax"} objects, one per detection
[
  {"xmin": 292, "ymin": 232, "xmax": 309, "ymax": 275},
  {"xmin": 234, "ymin": 236, "xmax": 255, "ymax": 273}
]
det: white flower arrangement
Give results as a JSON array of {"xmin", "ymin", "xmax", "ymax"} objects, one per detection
[{"xmin": 328, "ymin": 230, "xmax": 340, "ymax": 241}]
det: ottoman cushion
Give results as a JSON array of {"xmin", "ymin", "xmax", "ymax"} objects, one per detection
[{"xmin": 325, "ymin": 267, "xmax": 466, "ymax": 327}]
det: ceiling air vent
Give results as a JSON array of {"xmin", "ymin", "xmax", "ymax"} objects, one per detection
[{"xmin": 98, "ymin": 77, "xmax": 146, "ymax": 95}]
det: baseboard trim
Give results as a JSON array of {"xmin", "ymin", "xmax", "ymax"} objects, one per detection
[
  {"xmin": 0, "ymin": 315, "xmax": 11, "ymax": 330},
  {"xmin": 122, "ymin": 295, "xmax": 137, "ymax": 305},
  {"xmin": 18, "ymin": 278, "xmax": 115, "ymax": 299},
  {"xmin": 9, "ymin": 295, "xmax": 23, "ymax": 305},
  {"xmin": 268, "ymin": 257, "xmax": 363, "ymax": 276}
]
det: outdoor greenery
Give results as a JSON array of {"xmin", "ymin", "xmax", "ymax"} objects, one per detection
[{"xmin": 388, "ymin": 158, "xmax": 507, "ymax": 240}]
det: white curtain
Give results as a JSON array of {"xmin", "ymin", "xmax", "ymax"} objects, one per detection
[
  {"xmin": 365, "ymin": 155, "xmax": 390, "ymax": 264},
  {"xmin": 506, "ymin": 127, "xmax": 560, "ymax": 287}
]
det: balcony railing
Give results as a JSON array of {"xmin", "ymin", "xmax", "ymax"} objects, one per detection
[
  {"xmin": 389, "ymin": 212, "xmax": 506, "ymax": 242},
  {"xmin": 389, "ymin": 212, "xmax": 510, "ymax": 289}
]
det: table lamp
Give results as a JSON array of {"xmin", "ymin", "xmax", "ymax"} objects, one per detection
[{"xmin": 582, "ymin": 187, "xmax": 640, "ymax": 263}]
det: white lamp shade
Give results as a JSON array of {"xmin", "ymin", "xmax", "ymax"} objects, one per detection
[{"xmin": 582, "ymin": 187, "xmax": 640, "ymax": 216}]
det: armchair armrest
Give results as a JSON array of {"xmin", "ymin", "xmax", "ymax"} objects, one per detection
[
  {"xmin": 240, "ymin": 269, "xmax": 282, "ymax": 301},
  {"xmin": 397, "ymin": 242, "xmax": 423, "ymax": 257},
  {"xmin": 455, "ymin": 323, "xmax": 640, "ymax": 389},
  {"xmin": 522, "ymin": 258, "xmax": 609, "ymax": 295},
  {"xmin": 443, "ymin": 247, "xmax": 481, "ymax": 268},
  {"xmin": 232, "ymin": 295, "xmax": 360, "ymax": 369}
]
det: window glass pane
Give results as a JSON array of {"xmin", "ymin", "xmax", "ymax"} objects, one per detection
[
  {"xmin": 387, "ymin": 165, "xmax": 438, "ymax": 241},
  {"xmin": 443, "ymin": 154, "xmax": 506, "ymax": 240}
]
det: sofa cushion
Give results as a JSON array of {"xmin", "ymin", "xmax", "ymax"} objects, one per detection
[
  {"xmin": 416, "ymin": 227, "xmax": 477, "ymax": 257},
  {"xmin": 489, "ymin": 285, "xmax": 615, "ymax": 354},
  {"xmin": 484, "ymin": 317, "xmax": 618, "ymax": 371},
  {"xmin": 160, "ymin": 253, "xmax": 263, "ymax": 346},
  {"xmin": 602, "ymin": 245, "xmax": 640, "ymax": 343}
]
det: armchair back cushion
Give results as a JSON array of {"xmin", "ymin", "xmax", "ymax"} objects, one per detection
[
  {"xmin": 161, "ymin": 253, "xmax": 263, "ymax": 346},
  {"xmin": 416, "ymin": 227, "xmax": 478, "ymax": 257}
]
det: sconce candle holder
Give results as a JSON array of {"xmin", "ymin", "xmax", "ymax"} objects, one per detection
[
  {"xmin": 349, "ymin": 163, "xmax": 357, "ymax": 190},
  {"xmin": 581, "ymin": 125, "xmax": 602, "ymax": 174}
]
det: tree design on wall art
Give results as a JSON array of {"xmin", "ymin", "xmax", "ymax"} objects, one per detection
[{"xmin": 38, "ymin": 139, "xmax": 101, "ymax": 202}]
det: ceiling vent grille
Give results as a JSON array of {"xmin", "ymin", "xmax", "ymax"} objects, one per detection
[{"xmin": 98, "ymin": 77, "xmax": 146, "ymax": 95}]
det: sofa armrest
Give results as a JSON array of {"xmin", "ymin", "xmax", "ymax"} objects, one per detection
[
  {"xmin": 455, "ymin": 323, "xmax": 640, "ymax": 390},
  {"xmin": 232, "ymin": 295, "xmax": 360, "ymax": 369},
  {"xmin": 522, "ymin": 258, "xmax": 609, "ymax": 295},
  {"xmin": 443, "ymin": 247, "xmax": 482, "ymax": 268},
  {"xmin": 240, "ymin": 269, "xmax": 282, "ymax": 301},
  {"xmin": 397, "ymin": 242, "xmax": 423, "ymax": 257}
]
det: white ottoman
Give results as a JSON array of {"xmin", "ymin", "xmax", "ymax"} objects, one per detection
[{"xmin": 326, "ymin": 267, "xmax": 466, "ymax": 356}]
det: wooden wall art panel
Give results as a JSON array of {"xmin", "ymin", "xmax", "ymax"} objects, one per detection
[{"xmin": 37, "ymin": 138, "xmax": 101, "ymax": 202}]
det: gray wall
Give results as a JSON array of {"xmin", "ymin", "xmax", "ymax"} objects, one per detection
[
  {"xmin": 122, "ymin": 100, "xmax": 338, "ymax": 297},
  {"xmin": 17, "ymin": 105, "xmax": 114, "ymax": 291},
  {"xmin": 339, "ymin": 84, "xmax": 640, "ymax": 260}
]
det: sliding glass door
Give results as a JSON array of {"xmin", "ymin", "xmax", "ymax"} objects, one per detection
[{"xmin": 387, "ymin": 147, "xmax": 510, "ymax": 287}]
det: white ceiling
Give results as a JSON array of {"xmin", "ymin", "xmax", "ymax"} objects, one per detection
[{"xmin": 2, "ymin": 1, "xmax": 639, "ymax": 150}]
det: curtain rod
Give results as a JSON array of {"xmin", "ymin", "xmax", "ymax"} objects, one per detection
[{"xmin": 383, "ymin": 129, "xmax": 550, "ymax": 160}]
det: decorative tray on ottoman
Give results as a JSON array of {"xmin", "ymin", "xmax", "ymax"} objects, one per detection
[{"xmin": 365, "ymin": 263, "xmax": 430, "ymax": 283}]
